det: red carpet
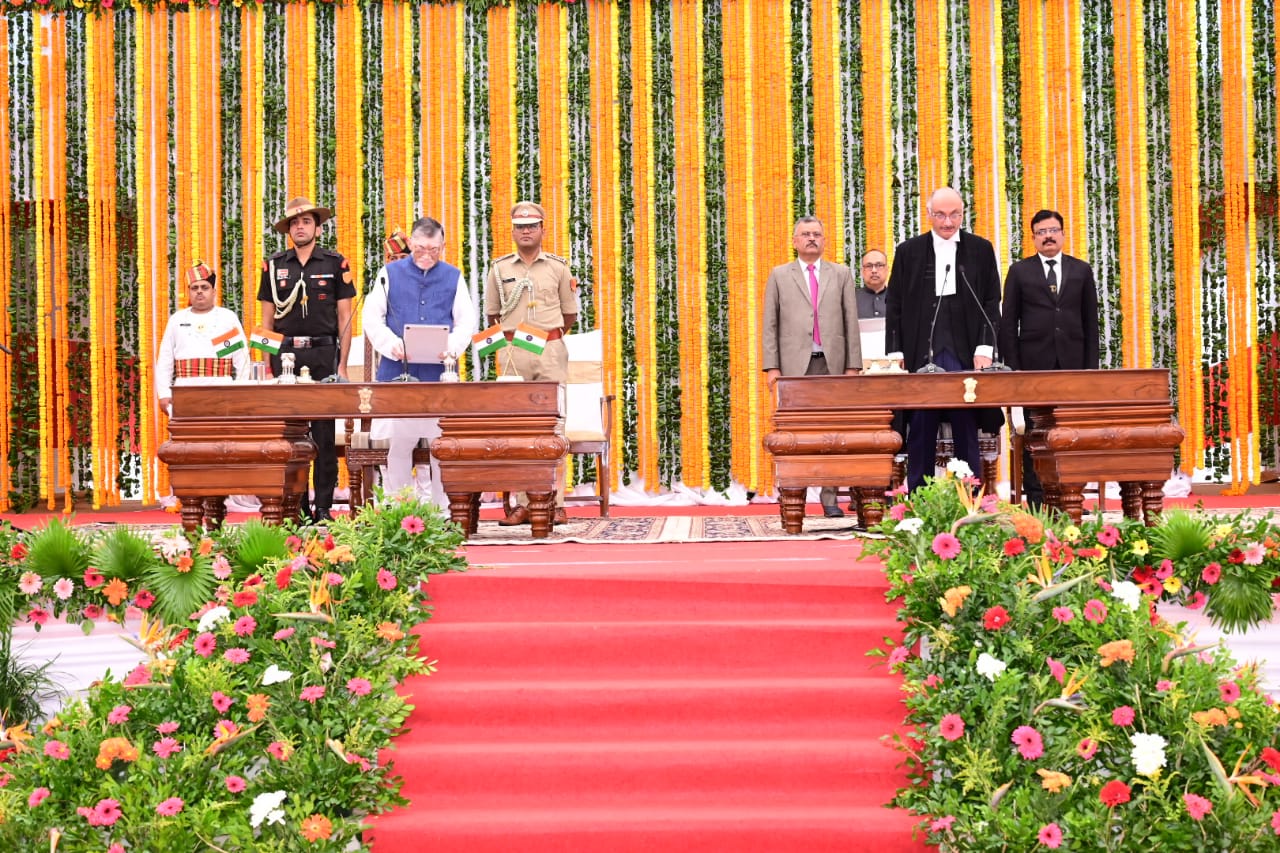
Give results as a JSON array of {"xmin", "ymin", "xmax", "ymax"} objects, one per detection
[{"xmin": 366, "ymin": 540, "xmax": 931, "ymax": 852}]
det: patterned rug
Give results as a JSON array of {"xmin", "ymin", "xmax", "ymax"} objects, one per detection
[{"xmin": 464, "ymin": 514, "xmax": 878, "ymax": 545}]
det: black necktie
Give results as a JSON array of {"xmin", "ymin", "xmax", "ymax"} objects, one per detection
[{"xmin": 1045, "ymin": 259, "xmax": 1058, "ymax": 297}]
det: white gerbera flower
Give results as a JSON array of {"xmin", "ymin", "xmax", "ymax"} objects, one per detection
[
  {"xmin": 945, "ymin": 458, "xmax": 973, "ymax": 478},
  {"xmin": 1129, "ymin": 732, "xmax": 1168, "ymax": 777},
  {"xmin": 1111, "ymin": 580, "xmax": 1143, "ymax": 612},
  {"xmin": 155, "ymin": 532, "xmax": 191, "ymax": 560},
  {"xmin": 197, "ymin": 606, "xmax": 231, "ymax": 633},
  {"xmin": 976, "ymin": 652, "xmax": 1007, "ymax": 681},
  {"xmin": 261, "ymin": 664, "xmax": 294, "ymax": 686},
  {"xmin": 249, "ymin": 790, "xmax": 288, "ymax": 828},
  {"xmin": 896, "ymin": 518, "xmax": 925, "ymax": 535}
]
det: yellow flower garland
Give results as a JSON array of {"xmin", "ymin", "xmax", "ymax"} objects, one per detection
[
  {"xmin": 537, "ymin": 3, "xmax": 569, "ymax": 259},
  {"xmin": 0, "ymin": 18, "xmax": 11, "ymax": 511},
  {"xmin": 812, "ymin": 0, "xmax": 842, "ymax": 265},
  {"xmin": 968, "ymin": 0, "xmax": 1005, "ymax": 254},
  {"xmin": 630, "ymin": 0, "xmax": 659, "ymax": 489},
  {"xmin": 1113, "ymin": 0, "xmax": 1152, "ymax": 369},
  {"xmin": 241, "ymin": 8, "xmax": 265, "ymax": 343},
  {"xmin": 486, "ymin": 5, "xmax": 516, "ymax": 252},
  {"xmin": 335, "ymin": 1, "xmax": 364, "ymax": 324}
]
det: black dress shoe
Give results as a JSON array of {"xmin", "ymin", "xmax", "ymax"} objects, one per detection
[
  {"xmin": 822, "ymin": 505, "xmax": 845, "ymax": 518},
  {"xmin": 313, "ymin": 509, "xmax": 334, "ymax": 523}
]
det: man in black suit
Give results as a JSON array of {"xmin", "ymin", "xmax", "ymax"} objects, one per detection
[
  {"xmin": 998, "ymin": 208, "xmax": 1100, "ymax": 507},
  {"xmin": 886, "ymin": 187, "xmax": 1003, "ymax": 492}
]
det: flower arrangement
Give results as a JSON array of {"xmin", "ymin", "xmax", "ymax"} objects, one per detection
[
  {"xmin": 0, "ymin": 497, "xmax": 465, "ymax": 849},
  {"xmin": 874, "ymin": 469, "xmax": 1280, "ymax": 851}
]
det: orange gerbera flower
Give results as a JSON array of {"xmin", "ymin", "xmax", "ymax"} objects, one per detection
[
  {"xmin": 938, "ymin": 585, "xmax": 973, "ymax": 618},
  {"xmin": 376, "ymin": 622, "xmax": 406, "ymax": 642},
  {"xmin": 103, "ymin": 578, "xmax": 130, "ymax": 607},
  {"xmin": 1010, "ymin": 513, "xmax": 1045, "ymax": 544},
  {"xmin": 1098, "ymin": 640, "xmax": 1136, "ymax": 668},
  {"xmin": 1037, "ymin": 769, "xmax": 1072, "ymax": 793},
  {"xmin": 176, "ymin": 554, "xmax": 194, "ymax": 573},
  {"xmin": 246, "ymin": 693, "xmax": 270, "ymax": 723},
  {"xmin": 1192, "ymin": 708, "xmax": 1230, "ymax": 728},
  {"xmin": 300, "ymin": 813, "xmax": 333, "ymax": 842},
  {"xmin": 95, "ymin": 737, "xmax": 139, "ymax": 770},
  {"xmin": 198, "ymin": 537, "xmax": 214, "ymax": 556}
]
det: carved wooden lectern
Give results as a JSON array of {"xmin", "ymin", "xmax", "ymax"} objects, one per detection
[
  {"xmin": 765, "ymin": 369, "xmax": 1184, "ymax": 533},
  {"xmin": 159, "ymin": 382, "xmax": 568, "ymax": 538}
]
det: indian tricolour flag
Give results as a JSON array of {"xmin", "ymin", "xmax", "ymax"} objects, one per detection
[
  {"xmin": 249, "ymin": 327, "xmax": 283, "ymax": 355},
  {"xmin": 212, "ymin": 328, "xmax": 245, "ymax": 358},
  {"xmin": 511, "ymin": 323, "xmax": 548, "ymax": 355},
  {"xmin": 472, "ymin": 324, "xmax": 508, "ymax": 358}
]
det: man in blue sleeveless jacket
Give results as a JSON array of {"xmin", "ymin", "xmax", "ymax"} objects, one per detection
[{"xmin": 362, "ymin": 217, "xmax": 477, "ymax": 505}]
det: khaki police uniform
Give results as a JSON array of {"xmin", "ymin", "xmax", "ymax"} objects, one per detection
[{"xmin": 484, "ymin": 251, "xmax": 575, "ymax": 382}]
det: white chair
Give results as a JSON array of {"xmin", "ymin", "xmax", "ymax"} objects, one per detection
[{"xmin": 562, "ymin": 330, "xmax": 614, "ymax": 516}]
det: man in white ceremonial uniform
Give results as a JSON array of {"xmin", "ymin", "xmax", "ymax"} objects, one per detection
[
  {"xmin": 156, "ymin": 261, "xmax": 251, "ymax": 413},
  {"xmin": 156, "ymin": 261, "xmax": 256, "ymax": 511},
  {"xmin": 362, "ymin": 217, "xmax": 476, "ymax": 507}
]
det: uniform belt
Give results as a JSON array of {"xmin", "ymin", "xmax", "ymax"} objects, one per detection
[
  {"xmin": 810, "ymin": 351, "xmax": 826, "ymax": 359},
  {"xmin": 503, "ymin": 328, "xmax": 563, "ymax": 342},
  {"xmin": 283, "ymin": 335, "xmax": 336, "ymax": 349}
]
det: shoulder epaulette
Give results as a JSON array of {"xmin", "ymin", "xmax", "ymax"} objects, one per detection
[
  {"xmin": 490, "ymin": 252, "xmax": 515, "ymax": 265},
  {"xmin": 543, "ymin": 252, "xmax": 568, "ymax": 265}
]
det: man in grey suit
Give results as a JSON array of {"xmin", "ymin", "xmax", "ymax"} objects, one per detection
[
  {"xmin": 999, "ymin": 208, "xmax": 1100, "ymax": 508},
  {"xmin": 762, "ymin": 215, "xmax": 863, "ymax": 517}
]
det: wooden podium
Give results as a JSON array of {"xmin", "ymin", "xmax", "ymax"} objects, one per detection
[
  {"xmin": 764, "ymin": 369, "xmax": 1184, "ymax": 533},
  {"xmin": 159, "ymin": 381, "xmax": 568, "ymax": 538}
]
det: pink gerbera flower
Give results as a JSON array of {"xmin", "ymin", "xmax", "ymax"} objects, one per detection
[
  {"xmin": 156, "ymin": 721, "xmax": 179, "ymax": 735},
  {"xmin": 106, "ymin": 705, "xmax": 132, "ymax": 725},
  {"xmin": 225, "ymin": 775, "xmax": 246, "ymax": 793},
  {"xmin": 376, "ymin": 568, "xmax": 398, "ymax": 590},
  {"xmin": 53, "ymin": 578, "xmax": 75, "ymax": 600},
  {"xmin": 152, "ymin": 738, "xmax": 182, "ymax": 759},
  {"xmin": 983, "ymin": 606, "xmax": 1011, "ymax": 630},
  {"xmin": 1111, "ymin": 705, "xmax": 1135, "ymax": 726},
  {"xmin": 1096, "ymin": 525, "xmax": 1121, "ymax": 546},
  {"xmin": 939, "ymin": 714, "xmax": 965, "ymax": 742},
  {"xmin": 1003, "ymin": 538, "xmax": 1026, "ymax": 557},
  {"xmin": 1083, "ymin": 599, "xmax": 1108, "ymax": 624},
  {"xmin": 28, "ymin": 787, "xmax": 50, "ymax": 808},
  {"xmin": 1076, "ymin": 738, "xmax": 1098, "ymax": 760},
  {"xmin": 43, "ymin": 740, "xmax": 70, "ymax": 760},
  {"xmin": 1183, "ymin": 793, "xmax": 1212, "ymax": 821},
  {"xmin": 1243, "ymin": 543, "xmax": 1266, "ymax": 565},
  {"xmin": 1156, "ymin": 680, "xmax": 1174, "ymax": 691},
  {"xmin": 1201, "ymin": 562, "xmax": 1222, "ymax": 584},
  {"xmin": 193, "ymin": 632, "xmax": 217, "ymax": 658},
  {"xmin": 1220, "ymin": 681, "xmax": 1241, "ymax": 704},
  {"xmin": 346, "ymin": 677, "xmax": 373, "ymax": 696},
  {"xmin": 233, "ymin": 615, "xmax": 257, "ymax": 637},
  {"xmin": 1051, "ymin": 606, "xmax": 1074, "ymax": 623},
  {"xmin": 931, "ymin": 533, "xmax": 962, "ymax": 560},
  {"xmin": 155, "ymin": 796, "xmax": 184, "ymax": 816},
  {"xmin": 223, "ymin": 647, "xmax": 251, "ymax": 665},
  {"xmin": 300, "ymin": 685, "xmax": 326, "ymax": 703},
  {"xmin": 929, "ymin": 815, "xmax": 956, "ymax": 833},
  {"xmin": 1185, "ymin": 590, "xmax": 1207, "ymax": 610},
  {"xmin": 888, "ymin": 503, "xmax": 908, "ymax": 521},
  {"xmin": 273, "ymin": 626, "xmax": 296, "ymax": 641},
  {"xmin": 1037, "ymin": 822, "xmax": 1063, "ymax": 848},
  {"xmin": 401, "ymin": 515, "xmax": 425, "ymax": 534},
  {"xmin": 211, "ymin": 691, "xmax": 233, "ymax": 713},
  {"xmin": 1046, "ymin": 657, "xmax": 1066, "ymax": 684},
  {"xmin": 1011, "ymin": 725, "xmax": 1045, "ymax": 760}
]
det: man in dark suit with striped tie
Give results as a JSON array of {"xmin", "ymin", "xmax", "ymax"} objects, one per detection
[{"xmin": 998, "ymin": 208, "xmax": 1101, "ymax": 508}]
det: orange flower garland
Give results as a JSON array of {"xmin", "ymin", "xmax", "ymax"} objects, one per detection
[
  {"xmin": 241, "ymin": 8, "xmax": 265, "ymax": 340},
  {"xmin": 673, "ymin": 0, "xmax": 708, "ymax": 488},
  {"xmin": 915, "ymin": 0, "xmax": 948, "ymax": 226},
  {"xmin": 588, "ymin": 0, "xmax": 622, "ymax": 489},
  {"xmin": 1019, "ymin": 0, "xmax": 1046, "ymax": 249},
  {"xmin": 968, "ymin": 0, "xmax": 1006, "ymax": 254},
  {"xmin": 486, "ymin": 5, "xmax": 516, "ymax": 251},
  {"xmin": 1222, "ymin": 0, "xmax": 1260, "ymax": 493},
  {"xmin": 286, "ymin": 2, "xmax": 316, "ymax": 202},
  {"xmin": 537, "ymin": 3, "xmax": 569, "ymax": 259},
  {"xmin": 723, "ymin": 0, "xmax": 751, "ymax": 489},
  {"xmin": 1113, "ymin": 0, "xmax": 1153, "ymax": 369},
  {"xmin": 811, "ymin": 0, "xmax": 843, "ymax": 264},
  {"xmin": 861, "ymin": 0, "xmax": 892, "ymax": 260},
  {"xmin": 334, "ymin": 1, "xmax": 364, "ymax": 320},
  {"xmin": 0, "ymin": 18, "xmax": 10, "ymax": 511},
  {"xmin": 1168, "ymin": 0, "xmax": 1203, "ymax": 472},
  {"xmin": 630, "ymin": 0, "xmax": 659, "ymax": 489}
]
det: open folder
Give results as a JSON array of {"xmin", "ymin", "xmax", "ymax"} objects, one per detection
[{"xmin": 402, "ymin": 324, "xmax": 451, "ymax": 364}]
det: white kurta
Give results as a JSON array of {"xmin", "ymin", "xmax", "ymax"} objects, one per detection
[{"xmin": 154, "ymin": 306, "xmax": 251, "ymax": 400}]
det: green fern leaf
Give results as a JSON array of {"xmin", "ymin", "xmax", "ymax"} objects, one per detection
[
  {"xmin": 224, "ymin": 520, "xmax": 291, "ymax": 582},
  {"xmin": 1146, "ymin": 510, "xmax": 1213, "ymax": 562},
  {"xmin": 25, "ymin": 519, "xmax": 90, "ymax": 581},
  {"xmin": 142, "ymin": 560, "xmax": 218, "ymax": 626},
  {"xmin": 91, "ymin": 527, "xmax": 158, "ymax": 582}
]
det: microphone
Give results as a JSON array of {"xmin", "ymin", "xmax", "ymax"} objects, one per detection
[
  {"xmin": 917, "ymin": 264, "xmax": 948, "ymax": 374},
  {"xmin": 958, "ymin": 264, "xmax": 1011, "ymax": 371}
]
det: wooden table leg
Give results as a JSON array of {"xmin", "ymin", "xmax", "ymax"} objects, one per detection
[
  {"xmin": 468, "ymin": 494, "xmax": 481, "ymax": 535},
  {"xmin": 179, "ymin": 497, "xmax": 205, "ymax": 534},
  {"xmin": 202, "ymin": 497, "xmax": 227, "ymax": 530},
  {"xmin": 447, "ymin": 492, "xmax": 472, "ymax": 533},
  {"xmin": 1141, "ymin": 481, "xmax": 1164, "ymax": 526},
  {"xmin": 778, "ymin": 487, "xmax": 806, "ymax": 534},
  {"xmin": 855, "ymin": 487, "xmax": 887, "ymax": 529},
  {"xmin": 348, "ymin": 464, "xmax": 365, "ymax": 510},
  {"xmin": 527, "ymin": 491, "xmax": 555, "ymax": 539},
  {"xmin": 1120, "ymin": 482, "xmax": 1143, "ymax": 520},
  {"xmin": 1057, "ymin": 483, "xmax": 1085, "ymax": 525}
]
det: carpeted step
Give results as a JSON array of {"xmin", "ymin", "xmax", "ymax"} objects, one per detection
[
  {"xmin": 368, "ymin": 804, "xmax": 928, "ymax": 852},
  {"xmin": 401, "ymin": 676, "xmax": 902, "ymax": 743},
  {"xmin": 392, "ymin": 738, "xmax": 907, "ymax": 804},
  {"xmin": 416, "ymin": 618, "xmax": 896, "ymax": 678}
]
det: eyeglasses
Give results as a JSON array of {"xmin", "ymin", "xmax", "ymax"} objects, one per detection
[
  {"xmin": 862, "ymin": 262, "xmax": 887, "ymax": 270},
  {"xmin": 930, "ymin": 210, "xmax": 963, "ymax": 222},
  {"xmin": 513, "ymin": 222, "xmax": 542, "ymax": 232},
  {"xmin": 409, "ymin": 243, "xmax": 444, "ymax": 256},
  {"xmin": 187, "ymin": 283, "xmax": 213, "ymax": 291},
  {"xmin": 1033, "ymin": 226, "xmax": 1063, "ymax": 237}
]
